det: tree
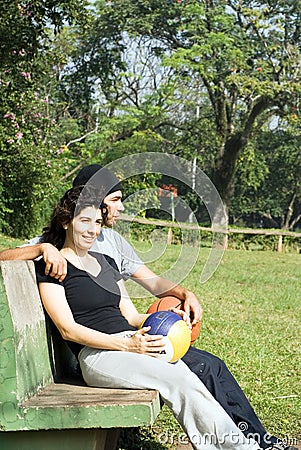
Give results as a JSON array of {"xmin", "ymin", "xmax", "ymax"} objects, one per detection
[
  {"xmin": 243, "ymin": 126, "xmax": 301, "ymax": 230},
  {"xmin": 3, "ymin": 0, "xmax": 301, "ymax": 236},
  {"xmin": 0, "ymin": 0, "xmax": 90, "ymax": 237},
  {"xmin": 88, "ymin": 0, "xmax": 301, "ymax": 212}
]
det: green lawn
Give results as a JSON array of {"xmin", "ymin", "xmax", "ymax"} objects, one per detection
[
  {"xmin": 0, "ymin": 233, "xmax": 25, "ymax": 249},
  {"xmin": 128, "ymin": 244, "xmax": 301, "ymax": 448},
  {"xmin": 1, "ymin": 235, "xmax": 300, "ymax": 448}
]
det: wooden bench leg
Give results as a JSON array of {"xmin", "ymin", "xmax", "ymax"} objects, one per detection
[
  {"xmin": 96, "ymin": 428, "xmax": 120, "ymax": 450},
  {"xmin": 0, "ymin": 428, "xmax": 121, "ymax": 450}
]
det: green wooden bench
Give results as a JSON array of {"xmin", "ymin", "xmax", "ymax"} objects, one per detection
[{"xmin": 0, "ymin": 260, "xmax": 161, "ymax": 450}]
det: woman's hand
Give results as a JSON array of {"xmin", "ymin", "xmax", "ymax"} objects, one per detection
[{"xmin": 125, "ymin": 327, "xmax": 166, "ymax": 357}]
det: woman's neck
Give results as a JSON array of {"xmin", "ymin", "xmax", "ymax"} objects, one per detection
[
  {"xmin": 60, "ymin": 245, "xmax": 101, "ymax": 277},
  {"xmin": 61, "ymin": 240, "xmax": 87, "ymax": 257}
]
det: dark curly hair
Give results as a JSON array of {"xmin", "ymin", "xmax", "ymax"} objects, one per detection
[{"xmin": 40, "ymin": 185, "xmax": 107, "ymax": 249}]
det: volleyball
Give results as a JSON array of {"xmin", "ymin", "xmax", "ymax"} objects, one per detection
[
  {"xmin": 147, "ymin": 295, "xmax": 201, "ymax": 345},
  {"xmin": 141, "ymin": 310, "xmax": 191, "ymax": 363}
]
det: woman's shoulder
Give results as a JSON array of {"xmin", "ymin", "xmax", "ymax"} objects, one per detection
[
  {"xmin": 89, "ymin": 251, "xmax": 118, "ymax": 271},
  {"xmin": 89, "ymin": 252, "xmax": 122, "ymax": 285},
  {"xmin": 34, "ymin": 258, "xmax": 63, "ymax": 285}
]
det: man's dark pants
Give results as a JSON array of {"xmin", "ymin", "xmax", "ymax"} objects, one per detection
[{"xmin": 182, "ymin": 347, "xmax": 278, "ymax": 449}]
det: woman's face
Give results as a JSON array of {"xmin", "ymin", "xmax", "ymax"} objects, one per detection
[{"xmin": 65, "ymin": 206, "xmax": 103, "ymax": 252}]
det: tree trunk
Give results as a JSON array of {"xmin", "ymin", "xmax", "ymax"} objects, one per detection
[
  {"xmin": 212, "ymin": 99, "xmax": 270, "ymax": 211},
  {"xmin": 212, "ymin": 133, "xmax": 246, "ymax": 209}
]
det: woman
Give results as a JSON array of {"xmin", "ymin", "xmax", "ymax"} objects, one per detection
[{"xmin": 35, "ymin": 185, "xmax": 261, "ymax": 450}]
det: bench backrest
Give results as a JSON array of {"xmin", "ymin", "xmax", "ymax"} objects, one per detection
[
  {"xmin": 0, "ymin": 260, "xmax": 161, "ymax": 436},
  {"xmin": 0, "ymin": 260, "xmax": 54, "ymax": 405},
  {"xmin": 0, "ymin": 259, "xmax": 82, "ymax": 404}
]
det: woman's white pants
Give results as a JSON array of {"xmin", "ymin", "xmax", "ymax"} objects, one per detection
[{"xmin": 79, "ymin": 344, "xmax": 260, "ymax": 450}]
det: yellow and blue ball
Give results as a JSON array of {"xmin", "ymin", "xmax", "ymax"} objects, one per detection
[{"xmin": 141, "ymin": 310, "xmax": 191, "ymax": 363}]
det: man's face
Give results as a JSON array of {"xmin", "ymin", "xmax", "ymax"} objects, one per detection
[{"xmin": 103, "ymin": 190, "xmax": 124, "ymax": 227}]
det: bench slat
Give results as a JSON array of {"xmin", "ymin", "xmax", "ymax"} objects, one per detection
[
  {"xmin": 21, "ymin": 383, "xmax": 159, "ymax": 408},
  {"xmin": 16, "ymin": 384, "xmax": 161, "ymax": 431}
]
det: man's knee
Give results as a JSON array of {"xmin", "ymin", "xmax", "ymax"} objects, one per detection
[{"xmin": 182, "ymin": 348, "xmax": 225, "ymax": 380}]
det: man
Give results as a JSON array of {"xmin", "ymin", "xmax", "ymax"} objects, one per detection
[{"xmin": 0, "ymin": 165, "xmax": 295, "ymax": 450}]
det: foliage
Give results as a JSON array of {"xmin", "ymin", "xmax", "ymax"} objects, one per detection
[
  {"xmin": 0, "ymin": 73, "xmax": 57, "ymax": 236},
  {"xmin": 256, "ymin": 128, "xmax": 301, "ymax": 230},
  {"xmin": 0, "ymin": 1, "xmax": 91, "ymax": 237},
  {"xmin": 233, "ymin": 125, "xmax": 301, "ymax": 230},
  {"xmin": 1, "ymin": 0, "xmax": 301, "ymax": 237},
  {"xmin": 67, "ymin": 0, "xmax": 301, "ymax": 216},
  {"xmin": 0, "ymin": 0, "xmax": 89, "ymax": 59}
]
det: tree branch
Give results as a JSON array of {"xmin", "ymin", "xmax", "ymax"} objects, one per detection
[{"xmin": 65, "ymin": 122, "xmax": 100, "ymax": 148}]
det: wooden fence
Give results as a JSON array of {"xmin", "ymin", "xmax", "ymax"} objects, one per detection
[{"xmin": 120, "ymin": 214, "xmax": 301, "ymax": 252}]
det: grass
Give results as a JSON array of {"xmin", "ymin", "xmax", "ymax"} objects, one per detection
[
  {"xmin": 127, "ymin": 243, "xmax": 301, "ymax": 448},
  {"xmin": 0, "ymin": 233, "xmax": 25, "ymax": 249},
  {"xmin": 1, "ymin": 235, "xmax": 300, "ymax": 448}
]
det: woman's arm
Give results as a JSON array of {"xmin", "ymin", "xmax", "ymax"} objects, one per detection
[
  {"xmin": 118, "ymin": 279, "xmax": 188, "ymax": 327},
  {"xmin": 38, "ymin": 282, "xmax": 165, "ymax": 355},
  {"xmin": 118, "ymin": 279, "xmax": 149, "ymax": 328}
]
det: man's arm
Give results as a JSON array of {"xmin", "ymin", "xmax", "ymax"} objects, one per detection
[
  {"xmin": 0, "ymin": 244, "xmax": 67, "ymax": 281},
  {"xmin": 0, "ymin": 244, "xmax": 42, "ymax": 261},
  {"xmin": 131, "ymin": 264, "xmax": 202, "ymax": 325}
]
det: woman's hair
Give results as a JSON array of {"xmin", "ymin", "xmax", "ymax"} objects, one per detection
[{"xmin": 40, "ymin": 185, "xmax": 107, "ymax": 249}]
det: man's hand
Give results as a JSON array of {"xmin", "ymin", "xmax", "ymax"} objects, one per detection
[
  {"xmin": 168, "ymin": 307, "xmax": 191, "ymax": 329},
  {"xmin": 182, "ymin": 290, "xmax": 203, "ymax": 327},
  {"xmin": 40, "ymin": 243, "xmax": 67, "ymax": 282},
  {"xmin": 131, "ymin": 265, "xmax": 203, "ymax": 326}
]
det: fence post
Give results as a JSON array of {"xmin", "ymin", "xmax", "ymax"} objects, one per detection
[{"xmin": 277, "ymin": 235, "xmax": 283, "ymax": 253}]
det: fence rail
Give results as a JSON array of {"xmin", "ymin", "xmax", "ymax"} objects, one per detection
[
  {"xmin": 120, "ymin": 214, "xmax": 301, "ymax": 252},
  {"xmin": 120, "ymin": 214, "xmax": 301, "ymax": 237}
]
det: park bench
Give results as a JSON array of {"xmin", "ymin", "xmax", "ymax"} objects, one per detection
[{"xmin": 0, "ymin": 260, "xmax": 161, "ymax": 450}]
